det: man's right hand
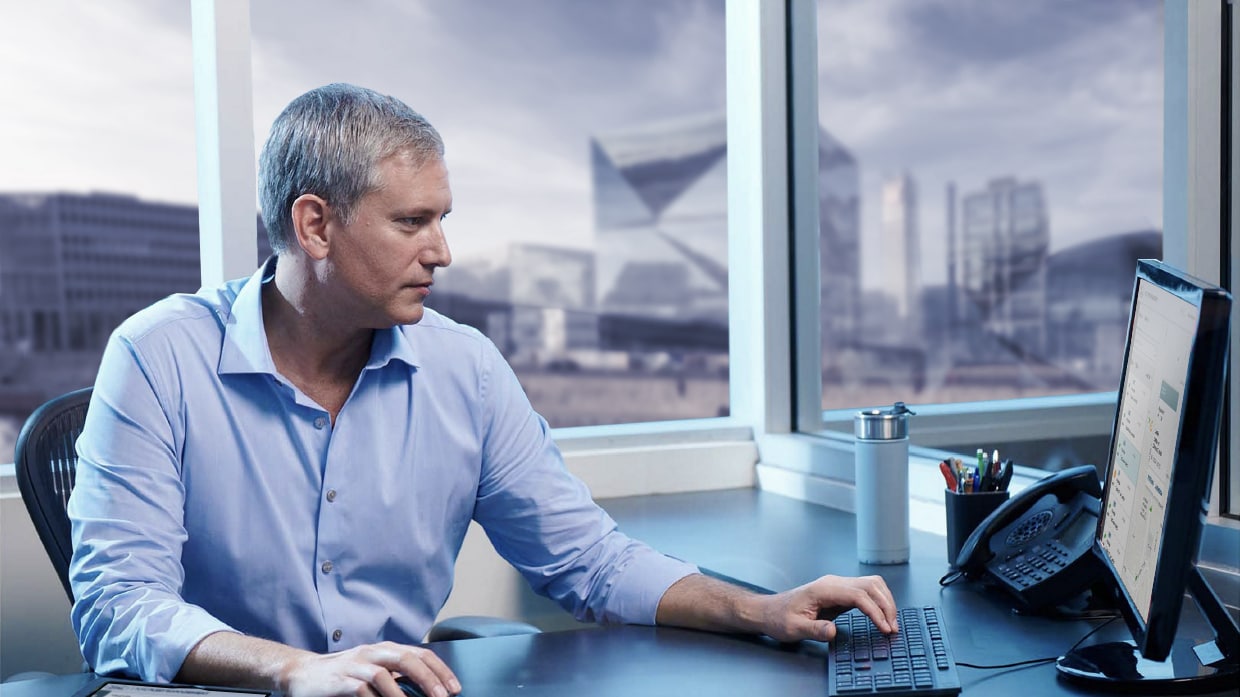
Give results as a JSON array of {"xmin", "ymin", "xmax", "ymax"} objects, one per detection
[
  {"xmin": 178, "ymin": 632, "xmax": 461, "ymax": 697},
  {"xmin": 282, "ymin": 641, "xmax": 461, "ymax": 697}
]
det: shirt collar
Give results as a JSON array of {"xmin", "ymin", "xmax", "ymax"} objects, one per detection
[
  {"xmin": 219, "ymin": 256, "xmax": 420, "ymax": 376},
  {"xmin": 218, "ymin": 257, "xmax": 279, "ymax": 376}
]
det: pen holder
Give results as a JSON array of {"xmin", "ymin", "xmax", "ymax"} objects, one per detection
[{"xmin": 944, "ymin": 489, "xmax": 1009, "ymax": 567}]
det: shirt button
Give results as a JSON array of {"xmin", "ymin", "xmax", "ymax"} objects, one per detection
[
  {"xmin": 321, "ymin": 561, "xmax": 334, "ymax": 574},
  {"xmin": 332, "ymin": 629, "xmax": 342, "ymax": 642},
  {"xmin": 313, "ymin": 416, "xmax": 327, "ymax": 430},
  {"xmin": 326, "ymin": 489, "xmax": 337, "ymax": 502}
]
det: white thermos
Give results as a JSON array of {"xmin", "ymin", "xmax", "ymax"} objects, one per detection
[{"xmin": 854, "ymin": 402, "xmax": 914, "ymax": 564}]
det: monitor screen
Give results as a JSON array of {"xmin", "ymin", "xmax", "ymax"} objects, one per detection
[
  {"xmin": 1097, "ymin": 276, "xmax": 1200, "ymax": 624},
  {"xmin": 1093, "ymin": 259, "xmax": 1231, "ymax": 663}
]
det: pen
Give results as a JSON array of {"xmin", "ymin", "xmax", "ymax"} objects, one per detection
[
  {"xmin": 940, "ymin": 459, "xmax": 958, "ymax": 492},
  {"xmin": 997, "ymin": 459, "xmax": 1014, "ymax": 491},
  {"xmin": 979, "ymin": 460, "xmax": 993, "ymax": 493}
]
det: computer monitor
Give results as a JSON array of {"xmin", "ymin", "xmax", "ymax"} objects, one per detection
[{"xmin": 1057, "ymin": 259, "xmax": 1237, "ymax": 692}]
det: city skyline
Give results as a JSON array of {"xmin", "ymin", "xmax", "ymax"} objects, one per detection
[{"xmin": 2, "ymin": 1, "xmax": 1162, "ymax": 293}]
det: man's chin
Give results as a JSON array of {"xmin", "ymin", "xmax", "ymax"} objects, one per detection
[{"xmin": 392, "ymin": 306, "xmax": 426, "ymax": 326}]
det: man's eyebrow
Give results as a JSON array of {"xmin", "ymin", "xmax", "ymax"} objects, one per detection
[{"xmin": 393, "ymin": 205, "xmax": 448, "ymax": 217}]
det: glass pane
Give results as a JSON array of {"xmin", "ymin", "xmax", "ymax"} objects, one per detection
[
  {"xmin": 251, "ymin": 0, "xmax": 728, "ymax": 428},
  {"xmin": 816, "ymin": 0, "xmax": 1163, "ymax": 414},
  {"xmin": 0, "ymin": 1, "xmax": 198, "ymax": 460}
]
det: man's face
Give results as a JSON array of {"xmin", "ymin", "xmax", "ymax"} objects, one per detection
[{"xmin": 323, "ymin": 152, "xmax": 453, "ymax": 328}]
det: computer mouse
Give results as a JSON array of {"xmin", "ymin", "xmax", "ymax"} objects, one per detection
[{"xmin": 395, "ymin": 677, "xmax": 428, "ymax": 697}]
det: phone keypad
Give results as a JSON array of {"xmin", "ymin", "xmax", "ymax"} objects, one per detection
[{"xmin": 993, "ymin": 541, "xmax": 1073, "ymax": 588}]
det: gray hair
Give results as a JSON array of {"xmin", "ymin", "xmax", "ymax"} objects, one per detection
[{"xmin": 258, "ymin": 83, "xmax": 445, "ymax": 253}]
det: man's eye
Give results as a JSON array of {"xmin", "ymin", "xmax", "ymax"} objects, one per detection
[{"xmin": 401, "ymin": 217, "xmax": 425, "ymax": 227}]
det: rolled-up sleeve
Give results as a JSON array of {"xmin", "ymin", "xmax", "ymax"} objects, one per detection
[
  {"xmin": 69, "ymin": 331, "xmax": 236, "ymax": 682},
  {"xmin": 471, "ymin": 341, "xmax": 697, "ymax": 625}
]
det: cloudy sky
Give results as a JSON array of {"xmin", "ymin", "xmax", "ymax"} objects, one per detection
[
  {"xmin": 0, "ymin": 0, "xmax": 1160, "ymax": 289},
  {"xmin": 818, "ymin": 0, "xmax": 1163, "ymax": 287}
]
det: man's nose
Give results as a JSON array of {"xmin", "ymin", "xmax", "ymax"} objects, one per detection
[{"xmin": 425, "ymin": 222, "xmax": 452, "ymax": 268}]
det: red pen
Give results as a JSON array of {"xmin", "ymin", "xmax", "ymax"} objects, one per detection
[{"xmin": 939, "ymin": 459, "xmax": 958, "ymax": 492}]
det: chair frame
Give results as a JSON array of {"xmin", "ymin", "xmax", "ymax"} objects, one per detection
[{"xmin": 14, "ymin": 386, "xmax": 92, "ymax": 603}]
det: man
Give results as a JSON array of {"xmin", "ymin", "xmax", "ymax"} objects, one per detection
[{"xmin": 68, "ymin": 83, "xmax": 897, "ymax": 697}]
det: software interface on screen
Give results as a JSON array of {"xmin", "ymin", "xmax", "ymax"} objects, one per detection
[{"xmin": 1099, "ymin": 279, "xmax": 1201, "ymax": 623}]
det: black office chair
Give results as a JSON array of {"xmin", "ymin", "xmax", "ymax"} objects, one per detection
[
  {"xmin": 14, "ymin": 386, "xmax": 91, "ymax": 603},
  {"xmin": 13, "ymin": 386, "xmax": 539, "ymax": 641}
]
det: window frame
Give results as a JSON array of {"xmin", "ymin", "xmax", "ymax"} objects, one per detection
[
  {"xmin": 772, "ymin": 0, "xmax": 1237, "ymax": 525},
  {"xmin": 176, "ymin": 1, "xmax": 1238, "ymax": 518}
]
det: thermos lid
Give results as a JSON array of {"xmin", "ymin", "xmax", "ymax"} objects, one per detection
[{"xmin": 854, "ymin": 401, "xmax": 915, "ymax": 440}]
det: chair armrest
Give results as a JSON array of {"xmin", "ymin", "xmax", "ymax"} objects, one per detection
[{"xmin": 426, "ymin": 615, "xmax": 542, "ymax": 642}]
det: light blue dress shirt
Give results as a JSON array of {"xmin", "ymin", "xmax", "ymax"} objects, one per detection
[{"xmin": 68, "ymin": 259, "xmax": 697, "ymax": 682}]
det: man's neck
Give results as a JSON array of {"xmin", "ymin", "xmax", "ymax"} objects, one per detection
[{"xmin": 261, "ymin": 258, "xmax": 373, "ymax": 418}]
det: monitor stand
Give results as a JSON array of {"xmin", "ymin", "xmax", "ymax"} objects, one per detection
[{"xmin": 1055, "ymin": 568, "xmax": 1239, "ymax": 694}]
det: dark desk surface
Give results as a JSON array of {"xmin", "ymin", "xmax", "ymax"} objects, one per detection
[{"xmin": 3, "ymin": 488, "xmax": 1232, "ymax": 696}]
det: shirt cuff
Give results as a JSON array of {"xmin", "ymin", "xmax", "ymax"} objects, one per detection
[
  {"xmin": 605, "ymin": 547, "xmax": 700, "ymax": 626},
  {"xmin": 132, "ymin": 606, "xmax": 239, "ymax": 683}
]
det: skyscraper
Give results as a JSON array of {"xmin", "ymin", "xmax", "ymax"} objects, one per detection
[
  {"xmin": 819, "ymin": 129, "xmax": 862, "ymax": 354},
  {"xmin": 879, "ymin": 172, "xmax": 920, "ymax": 337},
  {"xmin": 958, "ymin": 177, "xmax": 1050, "ymax": 360}
]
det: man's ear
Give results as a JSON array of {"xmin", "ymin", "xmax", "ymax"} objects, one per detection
[{"xmin": 289, "ymin": 194, "xmax": 332, "ymax": 260}]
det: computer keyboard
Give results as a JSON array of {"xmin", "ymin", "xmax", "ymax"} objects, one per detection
[{"xmin": 828, "ymin": 605, "xmax": 962, "ymax": 696}]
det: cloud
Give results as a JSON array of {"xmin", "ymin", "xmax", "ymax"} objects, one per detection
[
  {"xmin": 2, "ymin": 0, "xmax": 1160, "ymax": 291},
  {"xmin": 247, "ymin": 0, "xmax": 726, "ymax": 262},
  {"xmin": 816, "ymin": 0, "xmax": 1163, "ymax": 288},
  {"xmin": 0, "ymin": 0, "xmax": 198, "ymax": 204}
]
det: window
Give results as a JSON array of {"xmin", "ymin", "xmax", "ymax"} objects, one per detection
[
  {"xmin": 805, "ymin": 0, "xmax": 1164, "ymax": 469},
  {"xmin": 249, "ymin": 1, "xmax": 729, "ymax": 428},
  {"xmin": 0, "ymin": 1, "xmax": 198, "ymax": 460}
]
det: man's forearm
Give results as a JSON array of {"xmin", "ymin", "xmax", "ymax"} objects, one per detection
[
  {"xmin": 654, "ymin": 573, "xmax": 769, "ymax": 635},
  {"xmin": 655, "ymin": 572, "xmax": 898, "ymax": 644},
  {"xmin": 175, "ymin": 630, "xmax": 310, "ymax": 691}
]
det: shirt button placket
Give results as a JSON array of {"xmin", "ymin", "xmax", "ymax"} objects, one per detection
[{"xmin": 316, "ymin": 411, "xmax": 339, "ymax": 644}]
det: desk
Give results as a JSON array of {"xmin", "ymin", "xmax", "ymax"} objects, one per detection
[{"xmin": 3, "ymin": 489, "xmax": 1232, "ymax": 696}]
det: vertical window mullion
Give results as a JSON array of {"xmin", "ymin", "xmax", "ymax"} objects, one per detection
[{"xmin": 191, "ymin": 0, "xmax": 258, "ymax": 286}]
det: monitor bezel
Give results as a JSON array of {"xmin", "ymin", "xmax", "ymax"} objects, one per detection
[{"xmin": 1093, "ymin": 258, "xmax": 1231, "ymax": 663}]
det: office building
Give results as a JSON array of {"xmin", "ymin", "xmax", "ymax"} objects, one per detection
[
  {"xmin": 945, "ymin": 182, "xmax": 959, "ymax": 326},
  {"xmin": 1045, "ymin": 230, "xmax": 1161, "ymax": 388},
  {"xmin": 592, "ymin": 115, "xmax": 862, "ymax": 353},
  {"xmin": 819, "ymin": 129, "xmax": 863, "ymax": 355},
  {"xmin": 506, "ymin": 242, "xmax": 599, "ymax": 362},
  {"xmin": 958, "ymin": 177, "xmax": 1050, "ymax": 361},
  {"xmin": 0, "ymin": 192, "xmax": 200, "ymax": 354},
  {"xmin": 509, "ymin": 243, "xmax": 595, "ymax": 311},
  {"xmin": 879, "ymin": 172, "xmax": 921, "ymax": 337},
  {"xmin": 0, "ymin": 191, "xmax": 271, "ymax": 408},
  {"xmin": 592, "ymin": 112, "xmax": 729, "ymax": 326}
]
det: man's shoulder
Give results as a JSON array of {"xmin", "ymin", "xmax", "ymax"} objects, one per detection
[{"xmin": 113, "ymin": 279, "xmax": 244, "ymax": 346}]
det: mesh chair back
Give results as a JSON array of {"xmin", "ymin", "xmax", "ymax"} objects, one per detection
[{"xmin": 14, "ymin": 387, "xmax": 92, "ymax": 603}]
